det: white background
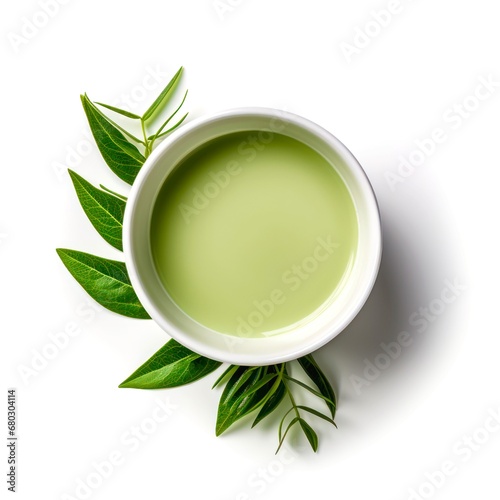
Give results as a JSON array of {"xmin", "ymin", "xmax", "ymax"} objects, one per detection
[{"xmin": 2, "ymin": 1, "xmax": 500, "ymax": 499}]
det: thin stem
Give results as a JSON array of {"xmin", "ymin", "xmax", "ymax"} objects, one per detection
[
  {"xmin": 282, "ymin": 368, "xmax": 300, "ymax": 420},
  {"xmin": 99, "ymin": 185, "xmax": 127, "ymax": 201},
  {"xmin": 96, "ymin": 104, "xmax": 145, "ymax": 146},
  {"xmin": 141, "ymin": 119, "xmax": 151, "ymax": 157}
]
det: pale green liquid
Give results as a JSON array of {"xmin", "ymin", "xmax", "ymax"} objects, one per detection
[{"xmin": 151, "ymin": 132, "xmax": 358, "ymax": 337}]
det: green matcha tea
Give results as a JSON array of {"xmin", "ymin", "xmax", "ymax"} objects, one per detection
[{"xmin": 150, "ymin": 131, "xmax": 358, "ymax": 337}]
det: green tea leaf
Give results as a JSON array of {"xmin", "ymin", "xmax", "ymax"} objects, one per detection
[
  {"xmin": 278, "ymin": 407, "xmax": 295, "ymax": 441},
  {"xmin": 252, "ymin": 378, "xmax": 286, "ymax": 427},
  {"xmin": 69, "ymin": 170, "xmax": 125, "ymax": 251},
  {"xmin": 284, "ymin": 375, "xmax": 336, "ymax": 408},
  {"xmin": 99, "ymin": 185, "xmax": 127, "ymax": 201},
  {"xmin": 56, "ymin": 249, "xmax": 149, "ymax": 319},
  {"xmin": 148, "ymin": 90, "xmax": 188, "ymax": 146},
  {"xmin": 229, "ymin": 366, "xmax": 261, "ymax": 395},
  {"xmin": 296, "ymin": 406, "xmax": 336, "ymax": 427},
  {"xmin": 298, "ymin": 355, "xmax": 337, "ymax": 419},
  {"xmin": 148, "ymin": 113, "xmax": 188, "ymax": 142},
  {"xmin": 216, "ymin": 367, "xmax": 274, "ymax": 436},
  {"xmin": 84, "ymin": 95, "xmax": 145, "ymax": 145},
  {"xmin": 142, "ymin": 66, "xmax": 183, "ymax": 122},
  {"xmin": 95, "ymin": 102, "xmax": 141, "ymax": 119},
  {"xmin": 212, "ymin": 365, "xmax": 239, "ymax": 389},
  {"xmin": 298, "ymin": 418, "xmax": 318, "ymax": 452},
  {"xmin": 119, "ymin": 339, "xmax": 221, "ymax": 389},
  {"xmin": 236, "ymin": 373, "xmax": 277, "ymax": 400},
  {"xmin": 81, "ymin": 94, "xmax": 146, "ymax": 184},
  {"xmin": 276, "ymin": 416, "xmax": 299, "ymax": 454}
]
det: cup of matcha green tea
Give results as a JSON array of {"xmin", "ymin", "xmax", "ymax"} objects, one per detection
[{"xmin": 123, "ymin": 108, "xmax": 381, "ymax": 365}]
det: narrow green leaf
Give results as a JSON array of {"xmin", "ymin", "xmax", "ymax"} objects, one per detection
[
  {"xmin": 119, "ymin": 339, "xmax": 221, "ymax": 389},
  {"xmin": 86, "ymin": 97, "xmax": 144, "ymax": 145},
  {"xmin": 142, "ymin": 66, "xmax": 183, "ymax": 122},
  {"xmin": 296, "ymin": 406, "xmax": 337, "ymax": 427},
  {"xmin": 99, "ymin": 185, "xmax": 128, "ymax": 201},
  {"xmin": 298, "ymin": 355, "xmax": 337, "ymax": 419},
  {"xmin": 68, "ymin": 170, "xmax": 125, "ymax": 251},
  {"xmin": 231, "ymin": 366, "xmax": 261, "ymax": 395},
  {"xmin": 212, "ymin": 365, "xmax": 239, "ymax": 389},
  {"xmin": 216, "ymin": 367, "xmax": 275, "ymax": 436},
  {"xmin": 278, "ymin": 407, "xmax": 296, "ymax": 441},
  {"xmin": 81, "ymin": 94, "xmax": 146, "ymax": 184},
  {"xmin": 284, "ymin": 375, "xmax": 336, "ymax": 408},
  {"xmin": 148, "ymin": 113, "xmax": 188, "ymax": 141},
  {"xmin": 216, "ymin": 367, "xmax": 255, "ymax": 435},
  {"xmin": 95, "ymin": 102, "xmax": 141, "ymax": 119},
  {"xmin": 82, "ymin": 94, "xmax": 146, "ymax": 159},
  {"xmin": 298, "ymin": 419, "xmax": 318, "ymax": 452},
  {"xmin": 276, "ymin": 417, "xmax": 300, "ymax": 454},
  {"xmin": 235, "ymin": 373, "xmax": 277, "ymax": 401},
  {"xmin": 56, "ymin": 249, "xmax": 149, "ymax": 319},
  {"xmin": 148, "ymin": 90, "xmax": 188, "ymax": 146},
  {"xmin": 252, "ymin": 379, "xmax": 286, "ymax": 427},
  {"xmin": 216, "ymin": 366, "xmax": 252, "ymax": 399}
]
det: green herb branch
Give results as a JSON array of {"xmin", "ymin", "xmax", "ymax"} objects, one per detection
[{"xmin": 56, "ymin": 67, "xmax": 338, "ymax": 453}]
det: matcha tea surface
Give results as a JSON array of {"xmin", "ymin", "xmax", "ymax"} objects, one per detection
[{"xmin": 151, "ymin": 131, "xmax": 358, "ymax": 337}]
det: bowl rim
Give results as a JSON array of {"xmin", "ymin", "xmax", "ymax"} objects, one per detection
[{"xmin": 123, "ymin": 107, "xmax": 382, "ymax": 365}]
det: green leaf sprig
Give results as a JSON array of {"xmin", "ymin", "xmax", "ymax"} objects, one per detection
[
  {"xmin": 57, "ymin": 67, "xmax": 338, "ymax": 453},
  {"xmin": 57, "ymin": 67, "xmax": 187, "ymax": 316}
]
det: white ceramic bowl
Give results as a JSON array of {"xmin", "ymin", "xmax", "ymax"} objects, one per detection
[{"xmin": 123, "ymin": 108, "xmax": 382, "ymax": 365}]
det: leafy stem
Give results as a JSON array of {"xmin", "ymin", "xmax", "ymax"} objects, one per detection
[
  {"xmin": 276, "ymin": 368, "xmax": 315, "ymax": 453},
  {"xmin": 211, "ymin": 355, "xmax": 336, "ymax": 453}
]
